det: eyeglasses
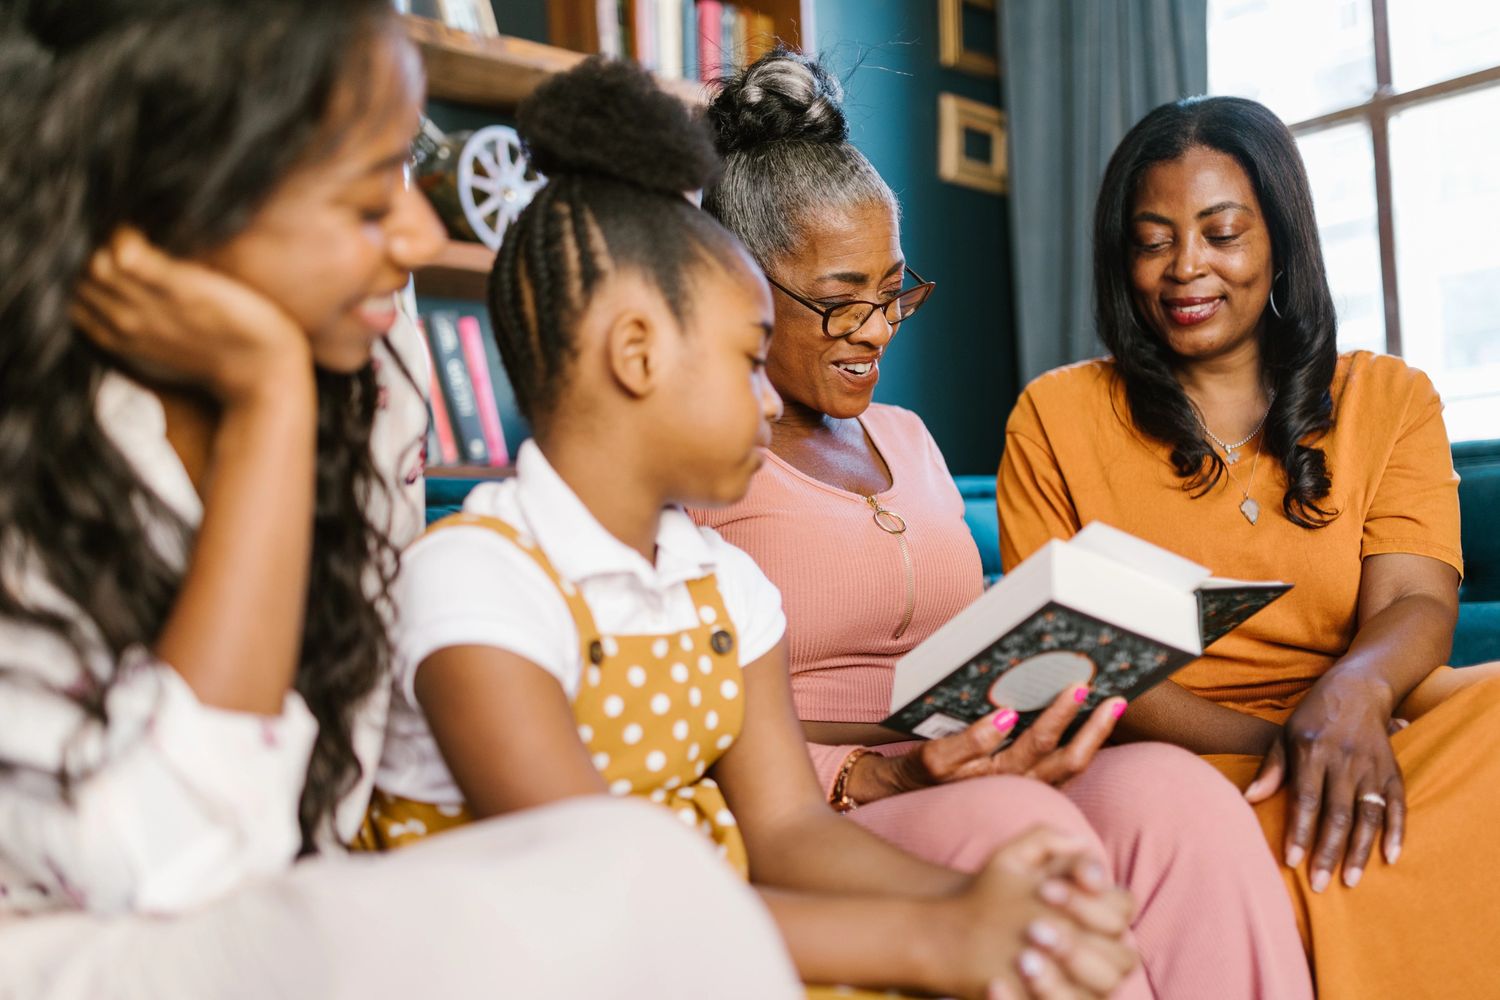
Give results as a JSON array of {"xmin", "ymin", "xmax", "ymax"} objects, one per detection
[{"xmin": 766, "ymin": 266, "xmax": 936, "ymax": 339}]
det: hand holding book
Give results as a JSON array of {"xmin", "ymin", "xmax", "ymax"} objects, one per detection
[{"xmin": 844, "ymin": 685, "xmax": 1128, "ymax": 805}]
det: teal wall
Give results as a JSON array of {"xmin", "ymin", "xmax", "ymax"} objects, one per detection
[{"xmin": 813, "ymin": 0, "xmax": 1016, "ymax": 474}]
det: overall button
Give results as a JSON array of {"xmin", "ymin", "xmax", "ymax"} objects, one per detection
[
  {"xmin": 588, "ymin": 640, "xmax": 605, "ymax": 665},
  {"xmin": 710, "ymin": 630, "xmax": 734, "ymax": 655}
]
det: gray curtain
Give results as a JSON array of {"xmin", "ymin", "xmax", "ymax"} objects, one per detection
[{"xmin": 1000, "ymin": 0, "xmax": 1208, "ymax": 382}]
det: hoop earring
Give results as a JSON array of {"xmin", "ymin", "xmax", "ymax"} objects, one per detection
[{"xmin": 1269, "ymin": 269, "xmax": 1285, "ymax": 320}]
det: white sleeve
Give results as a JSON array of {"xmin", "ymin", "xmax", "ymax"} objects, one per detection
[
  {"xmin": 0, "ymin": 634, "xmax": 317, "ymax": 916},
  {"xmin": 391, "ymin": 526, "xmax": 581, "ymax": 706},
  {"xmin": 697, "ymin": 528, "xmax": 787, "ymax": 668}
]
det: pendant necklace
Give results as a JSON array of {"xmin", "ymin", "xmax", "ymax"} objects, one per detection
[
  {"xmin": 1195, "ymin": 390, "xmax": 1276, "ymax": 466},
  {"xmin": 1222, "ymin": 441, "xmax": 1265, "ymax": 525}
]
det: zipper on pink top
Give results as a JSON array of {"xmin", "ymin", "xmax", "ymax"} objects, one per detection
[{"xmin": 864, "ymin": 495, "xmax": 915, "ymax": 640}]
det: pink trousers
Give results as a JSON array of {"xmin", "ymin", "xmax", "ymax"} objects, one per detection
[{"xmin": 848, "ymin": 742, "xmax": 1312, "ymax": 1000}]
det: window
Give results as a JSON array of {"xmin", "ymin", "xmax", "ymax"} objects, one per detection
[{"xmin": 1209, "ymin": 0, "xmax": 1500, "ymax": 441}]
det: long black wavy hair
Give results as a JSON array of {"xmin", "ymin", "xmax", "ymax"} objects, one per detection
[
  {"xmin": 1094, "ymin": 96, "xmax": 1339, "ymax": 528},
  {"xmin": 0, "ymin": 0, "xmax": 405, "ymax": 850},
  {"xmin": 491, "ymin": 56, "xmax": 740, "ymax": 424}
]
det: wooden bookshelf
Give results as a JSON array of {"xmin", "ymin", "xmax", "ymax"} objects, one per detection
[
  {"xmin": 402, "ymin": 14, "xmax": 707, "ymax": 110},
  {"xmin": 426, "ymin": 463, "xmax": 514, "ymax": 481},
  {"xmin": 413, "ymin": 238, "xmax": 494, "ymax": 300}
]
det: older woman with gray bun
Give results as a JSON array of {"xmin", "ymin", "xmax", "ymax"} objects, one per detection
[{"xmin": 692, "ymin": 49, "xmax": 1313, "ymax": 999}]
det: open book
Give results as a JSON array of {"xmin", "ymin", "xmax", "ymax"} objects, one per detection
[{"xmin": 881, "ymin": 523, "xmax": 1291, "ymax": 741}]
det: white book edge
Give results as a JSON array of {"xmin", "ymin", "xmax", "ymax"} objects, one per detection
[{"xmin": 889, "ymin": 539, "xmax": 1201, "ymax": 713}]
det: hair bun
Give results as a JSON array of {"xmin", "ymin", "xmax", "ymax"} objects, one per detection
[
  {"xmin": 706, "ymin": 48, "xmax": 848, "ymax": 155},
  {"xmin": 517, "ymin": 55, "xmax": 719, "ymax": 194}
]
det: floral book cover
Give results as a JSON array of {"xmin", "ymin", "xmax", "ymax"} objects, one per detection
[{"xmin": 882, "ymin": 582, "xmax": 1289, "ymax": 743}]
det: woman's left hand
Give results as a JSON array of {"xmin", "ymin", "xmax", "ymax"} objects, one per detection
[{"xmin": 1245, "ymin": 673, "xmax": 1405, "ymax": 891}]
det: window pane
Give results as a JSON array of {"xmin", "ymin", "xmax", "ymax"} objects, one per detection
[
  {"xmin": 1388, "ymin": 0, "xmax": 1500, "ymax": 92},
  {"xmin": 1390, "ymin": 84, "xmax": 1500, "ymax": 442},
  {"xmin": 1296, "ymin": 124, "xmax": 1386, "ymax": 354},
  {"xmin": 1209, "ymin": 0, "xmax": 1376, "ymax": 125}
]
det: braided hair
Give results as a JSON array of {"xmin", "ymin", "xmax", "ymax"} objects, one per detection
[{"xmin": 490, "ymin": 57, "xmax": 743, "ymax": 423}]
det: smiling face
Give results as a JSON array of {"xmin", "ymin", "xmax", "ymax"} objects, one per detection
[
  {"xmin": 1129, "ymin": 146, "xmax": 1276, "ymax": 365},
  {"xmin": 764, "ymin": 199, "xmax": 905, "ymax": 419},
  {"xmin": 204, "ymin": 25, "xmax": 445, "ymax": 372}
]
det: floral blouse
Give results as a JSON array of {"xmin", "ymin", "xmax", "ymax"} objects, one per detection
[{"xmin": 0, "ymin": 306, "xmax": 429, "ymax": 917}]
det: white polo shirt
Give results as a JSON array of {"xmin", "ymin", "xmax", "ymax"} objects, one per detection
[{"xmin": 377, "ymin": 439, "xmax": 787, "ymax": 805}]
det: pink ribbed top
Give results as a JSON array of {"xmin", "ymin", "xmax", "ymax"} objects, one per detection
[{"xmin": 691, "ymin": 404, "xmax": 984, "ymax": 791}]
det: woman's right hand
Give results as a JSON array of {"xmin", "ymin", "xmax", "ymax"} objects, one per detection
[
  {"xmin": 69, "ymin": 227, "xmax": 309, "ymax": 406},
  {"xmin": 850, "ymin": 685, "xmax": 1125, "ymax": 803},
  {"xmin": 931, "ymin": 826, "xmax": 1138, "ymax": 999}
]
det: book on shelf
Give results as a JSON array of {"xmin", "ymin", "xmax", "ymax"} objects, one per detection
[
  {"xmin": 594, "ymin": 1, "xmax": 774, "ymax": 81},
  {"xmin": 598, "ymin": 0, "xmax": 624, "ymax": 57},
  {"xmin": 456, "ymin": 315, "xmax": 510, "ymax": 467},
  {"xmin": 697, "ymin": 1, "xmax": 724, "ymax": 80},
  {"xmin": 681, "ymin": 0, "xmax": 699, "ymax": 81},
  {"xmin": 414, "ymin": 317, "xmax": 461, "ymax": 466},
  {"xmin": 434, "ymin": 0, "xmax": 497, "ymax": 37},
  {"xmin": 632, "ymin": 0, "xmax": 657, "ymax": 71},
  {"xmin": 425, "ymin": 310, "xmax": 490, "ymax": 465},
  {"xmin": 881, "ymin": 522, "xmax": 1292, "ymax": 743},
  {"xmin": 657, "ymin": 0, "xmax": 684, "ymax": 81}
]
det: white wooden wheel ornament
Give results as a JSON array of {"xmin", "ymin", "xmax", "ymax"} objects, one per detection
[{"xmin": 458, "ymin": 125, "xmax": 545, "ymax": 251}]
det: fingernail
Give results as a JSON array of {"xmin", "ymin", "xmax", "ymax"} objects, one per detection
[
  {"xmin": 1027, "ymin": 919, "xmax": 1061, "ymax": 950},
  {"xmin": 1082, "ymin": 861, "xmax": 1107, "ymax": 889},
  {"xmin": 1386, "ymin": 841, "xmax": 1402, "ymax": 865},
  {"xmin": 1038, "ymin": 879, "xmax": 1071, "ymax": 906},
  {"xmin": 993, "ymin": 709, "xmax": 1019, "ymax": 731},
  {"xmin": 1285, "ymin": 845, "xmax": 1305, "ymax": 868},
  {"xmin": 1343, "ymin": 867, "xmax": 1363, "ymax": 888},
  {"xmin": 1017, "ymin": 948, "xmax": 1046, "ymax": 980},
  {"xmin": 1310, "ymin": 869, "xmax": 1331, "ymax": 893},
  {"xmin": 1110, "ymin": 700, "xmax": 1127, "ymax": 719},
  {"xmin": 1073, "ymin": 685, "xmax": 1090, "ymax": 704}
]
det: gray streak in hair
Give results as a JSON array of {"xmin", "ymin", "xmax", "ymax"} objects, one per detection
[{"xmin": 703, "ymin": 49, "xmax": 898, "ymax": 273}]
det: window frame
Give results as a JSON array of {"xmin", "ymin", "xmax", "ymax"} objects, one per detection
[{"xmin": 1284, "ymin": 0, "xmax": 1500, "ymax": 355}]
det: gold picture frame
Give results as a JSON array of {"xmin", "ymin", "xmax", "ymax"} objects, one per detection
[
  {"xmin": 938, "ymin": 93, "xmax": 1007, "ymax": 195},
  {"xmin": 939, "ymin": 0, "xmax": 999, "ymax": 78}
]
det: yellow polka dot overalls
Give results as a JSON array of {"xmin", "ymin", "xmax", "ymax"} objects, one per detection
[
  {"xmin": 359, "ymin": 512, "xmax": 748, "ymax": 872},
  {"xmin": 357, "ymin": 513, "xmax": 909, "ymax": 999}
]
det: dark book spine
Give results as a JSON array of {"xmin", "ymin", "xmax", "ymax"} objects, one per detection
[{"xmin": 425, "ymin": 310, "xmax": 489, "ymax": 465}]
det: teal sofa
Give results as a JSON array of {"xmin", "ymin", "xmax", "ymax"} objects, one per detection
[{"xmin": 427, "ymin": 440, "xmax": 1500, "ymax": 667}]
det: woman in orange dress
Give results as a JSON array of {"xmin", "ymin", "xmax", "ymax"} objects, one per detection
[{"xmin": 997, "ymin": 94, "xmax": 1500, "ymax": 999}]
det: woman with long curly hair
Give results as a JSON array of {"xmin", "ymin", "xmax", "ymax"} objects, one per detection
[
  {"xmin": 998, "ymin": 94, "xmax": 1500, "ymax": 998},
  {"xmin": 0, "ymin": 2, "xmax": 799, "ymax": 996}
]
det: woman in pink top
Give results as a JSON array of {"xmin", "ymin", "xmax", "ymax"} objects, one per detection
[{"xmin": 691, "ymin": 50, "xmax": 1313, "ymax": 999}]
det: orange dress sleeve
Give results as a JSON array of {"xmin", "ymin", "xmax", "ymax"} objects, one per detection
[
  {"xmin": 1360, "ymin": 367, "xmax": 1463, "ymax": 578},
  {"xmin": 996, "ymin": 386, "xmax": 1083, "ymax": 573}
]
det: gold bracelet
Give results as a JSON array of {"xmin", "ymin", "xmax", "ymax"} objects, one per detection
[{"xmin": 829, "ymin": 747, "xmax": 873, "ymax": 813}]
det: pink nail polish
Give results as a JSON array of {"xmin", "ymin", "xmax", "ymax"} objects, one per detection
[
  {"xmin": 1310, "ymin": 869, "xmax": 1331, "ymax": 893},
  {"xmin": 1073, "ymin": 686, "xmax": 1090, "ymax": 704},
  {"xmin": 993, "ymin": 709, "xmax": 1019, "ymax": 731},
  {"xmin": 1110, "ymin": 700, "xmax": 1127, "ymax": 719}
]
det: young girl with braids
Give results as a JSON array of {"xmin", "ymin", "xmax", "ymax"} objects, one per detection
[
  {"xmin": 0, "ymin": 2, "xmax": 804, "ymax": 997},
  {"xmin": 370, "ymin": 56, "xmax": 1141, "ymax": 1000}
]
